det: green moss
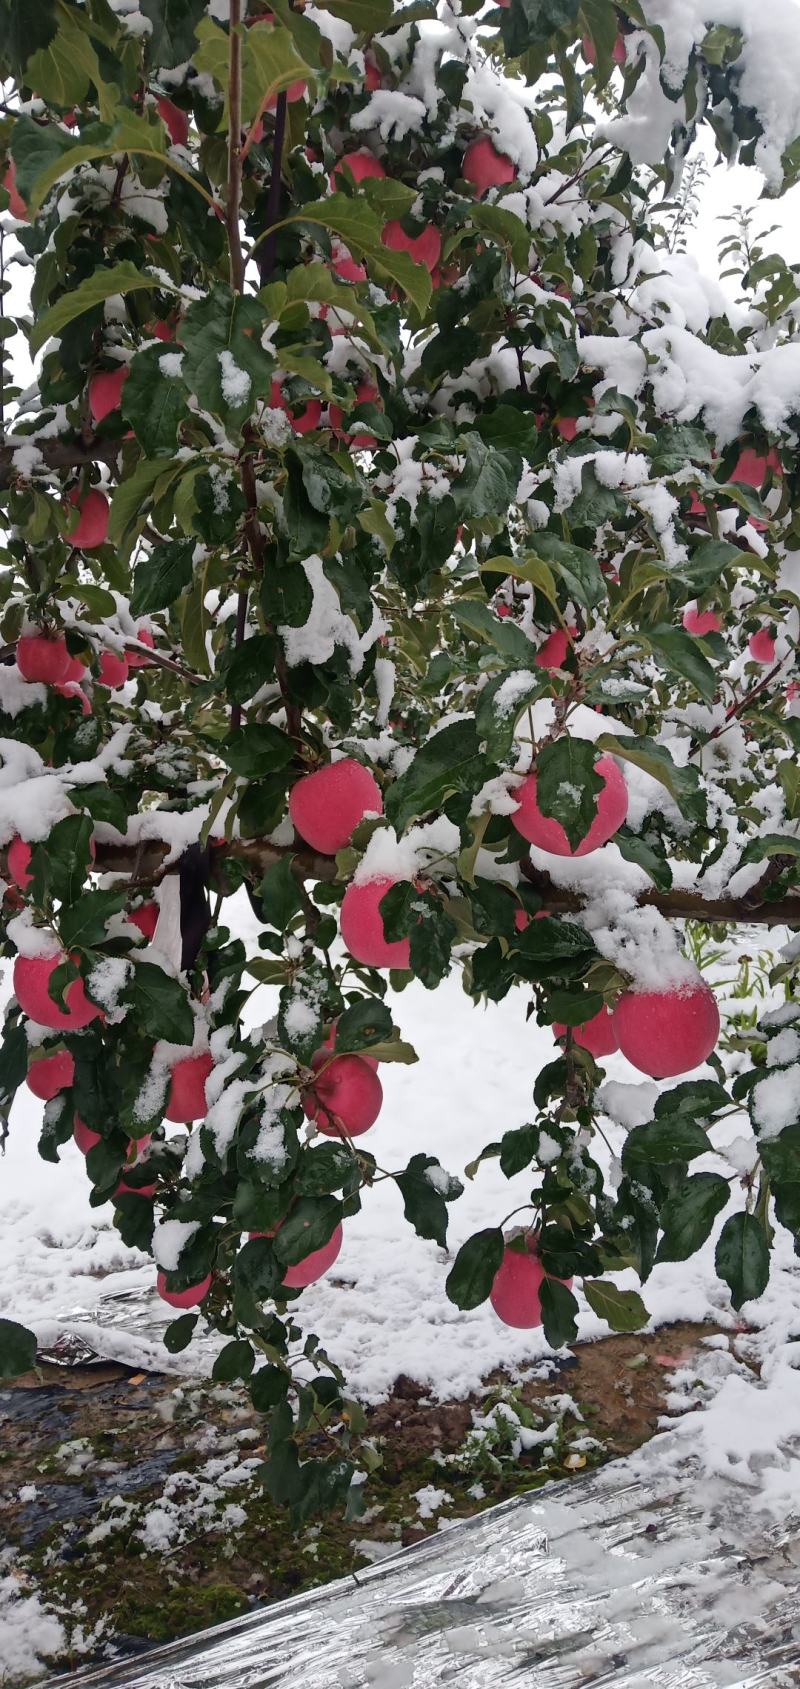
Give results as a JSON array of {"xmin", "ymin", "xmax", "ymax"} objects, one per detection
[{"xmin": 116, "ymin": 1582, "xmax": 249, "ymax": 1643}]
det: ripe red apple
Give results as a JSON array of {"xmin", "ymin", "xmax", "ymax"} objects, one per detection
[
  {"xmin": 74, "ymin": 1116, "xmax": 101, "ymax": 1154},
  {"xmin": 26, "ymin": 1049, "xmax": 75, "ymax": 1100},
  {"xmin": 490, "ymin": 1235, "xmax": 573, "ymax": 1329},
  {"xmin": 364, "ymin": 53, "xmax": 382, "ymax": 91},
  {"xmin": 56, "ymin": 683, "xmax": 92, "ymax": 715},
  {"xmin": 535, "ymin": 628, "xmax": 571, "ymax": 670},
  {"xmin": 511, "ymin": 754, "xmax": 628, "ymax": 856},
  {"xmin": 340, "ymin": 876, "xmax": 411, "ymax": 968},
  {"xmin": 151, "ymin": 318, "xmax": 177, "ymax": 342},
  {"xmin": 265, "ymin": 79, "xmax": 307, "ymax": 112},
  {"xmin": 748, "ymin": 628, "xmax": 776, "ymax": 664},
  {"xmin": 687, "ymin": 491, "xmax": 707, "ymax": 518},
  {"xmin": 114, "ymin": 1179, "xmax": 157, "ymax": 1199},
  {"xmin": 555, "ymin": 414, "xmax": 579, "ymax": 442},
  {"xmin": 156, "ymin": 1270, "xmax": 212, "ymax": 1308},
  {"xmin": 303, "ymin": 1052, "xmax": 382, "ymax": 1137},
  {"xmin": 130, "ymin": 901, "xmax": 159, "ymax": 941},
  {"xmin": 497, "ymin": 603, "xmax": 511, "ymax": 619},
  {"xmin": 270, "ymin": 378, "xmax": 321, "ymax": 435},
  {"xmin": 331, "ymin": 246, "xmax": 367, "ymax": 285},
  {"xmin": 156, "ymin": 97, "xmax": 189, "ymax": 146},
  {"xmin": 127, "ymin": 625, "xmax": 155, "ymax": 668},
  {"xmin": 731, "ymin": 446, "xmax": 781, "ymax": 488},
  {"xmin": 552, "ymin": 1005, "xmax": 618, "ymax": 1058},
  {"xmin": 7, "ymin": 837, "xmax": 32, "ymax": 889},
  {"xmin": 583, "ymin": 32, "xmax": 626, "ymax": 66},
  {"xmin": 289, "ymin": 758, "xmax": 382, "ymax": 854},
  {"xmin": 381, "ymin": 221, "xmax": 442, "ymax": 273},
  {"xmin": 612, "ymin": 981, "xmax": 720, "ymax": 1078},
  {"xmin": 3, "ymin": 160, "xmax": 27, "ymax": 220},
  {"xmin": 165, "ymin": 1051, "xmax": 213, "ymax": 1122},
  {"xmin": 683, "ymin": 606, "xmax": 722, "ymax": 636},
  {"xmin": 67, "ymin": 488, "xmax": 109, "ymax": 549},
  {"xmin": 329, "ymin": 381, "xmax": 380, "ymax": 450},
  {"xmin": 14, "ymin": 954, "xmax": 102, "ymax": 1032},
  {"xmin": 89, "ymin": 366, "xmax": 128, "ymax": 424},
  {"xmin": 97, "ymin": 650, "xmax": 130, "ymax": 689},
  {"xmin": 318, "ymin": 1021, "xmax": 379, "ymax": 1071},
  {"xmin": 331, "ymin": 150, "xmax": 386, "ymax": 191},
  {"xmin": 283, "ymin": 1222, "xmax": 343, "ymax": 1288},
  {"xmin": 463, "ymin": 137, "xmax": 517, "ymax": 195},
  {"xmin": 17, "ymin": 633, "xmax": 73, "ymax": 686}
]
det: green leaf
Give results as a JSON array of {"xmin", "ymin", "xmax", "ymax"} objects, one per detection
[
  {"xmin": 30, "ymin": 261, "xmax": 162, "ymax": 355},
  {"xmin": 295, "ymin": 1143, "xmax": 357, "ymax": 1195},
  {"xmin": 213, "ymin": 1339, "xmax": 255, "ymax": 1382},
  {"xmin": 445, "ymin": 1226, "xmax": 504, "ymax": 1309},
  {"xmin": 181, "ymin": 285, "xmax": 272, "ymax": 425},
  {"xmin": 395, "ymin": 1153, "xmax": 462, "ymax": 1248},
  {"xmin": 122, "ymin": 343, "xmax": 190, "ymax": 457},
  {"xmin": 140, "ymin": 0, "xmax": 207, "ymax": 68},
  {"xmin": 163, "ymin": 1313, "xmax": 198, "ymax": 1354},
  {"xmin": 335, "ymin": 998, "xmax": 393, "ymax": 1052},
  {"xmin": 0, "ymin": 0, "xmax": 58, "ymax": 80},
  {"xmin": 644, "ymin": 626, "xmax": 718, "ymax": 704},
  {"xmin": 615, "ymin": 830, "xmax": 673, "ymax": 891},
  {"xmin": 130, "ymin": 962, "xmax": 194, "ymax": 1045},
  {"xmin": 272, "ymin": 1196, "xmax": 341, "ymax": 1267},
  {"xmin": 451, "ymin": 434, "xmax": 522, "ymax": 520},
  {"xmin": 531, "ymin": 533, "xmax": 606, "ymax": 610},
  {"xmin": 25, "ymin": 1, "xmax": 116, "ymax": 118},
  {"xmin": 596, "ymin": 734, "xmax": 707, "ymax": 826},
  {"xmin": 453, "ymin": 599, "xmax": 538, "ymax": 664},
  {"xmin": 220, "ymin": 726, "xmax": 294, "ymax": 779},
  {"xmin": 131, "ymin": 539, "xmax": 194, "ymax": 616},
  {"xmin": 623, "ymin": 1116, "xmax": 711, "ymax": 1166},
  {"xmin": 384, "ymin": 721, "xmax": 486, "ymax": 833},
  {"xmin": 679, "ymin": 538, "xmax": 742, "ymax": 592},
  {"xmin": 715, "ymin": 1212, "xmax": 770, "ymax": 1311},
  {"xmin": 259, "ymin": 858, "xmax": 302, "ymax": 931},
  {"xmin": 653, "ymin": 1079, "xmax": 730, "ymax": 1119},
  {"xmin": 60, "ymin": 889, "xmax": 125, "ymax": 951},
  {"xmin": 469, "ymin": 203, "xmax": 534, "ymax": 271},
  {"xmin": 0, "ymin": 1019, "xmax": 30, "ymax": 1107},
  {"xmin": 194, "ymin": 14, "xmax": 313, "ymax": 126},
  {"xmin": 0, "ymin": 1318, "xmax": 37, "ymax": 1380},
  {"xmin": 108, "ymin": 458, "xmax": 182, "ymax": 551},
  {"xmin": 535, "ymin": 736, "xmax": 604, "ymax": 851},
  {"xmin": 474, "ymin": 669, "xmax": 545, "ymax": 760},
  {"xmin": 292, "ymin": 193, "xmax": 431, "ymax": 317},
  {"xmin": 30, "ymin": 813, "xmax": 94, "ymax": 906},
  {"xmin": 582, "ymin": 1279, "xmax": 649, "ymax": 1332},
  {"xmin": 657, "ymin": 1173, "xmax": 730, "ymax": 1263},
  {"xmin": 539, "ymin": 1277, "xmax": 579, "ymax": 1348}
]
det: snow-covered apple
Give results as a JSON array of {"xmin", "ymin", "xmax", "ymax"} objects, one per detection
[
  {"xmin": 17, "ymin": 633, "xmax": 74, "ymax": 685},
  {"xmin": 288, "ymin": 758, "xmax": 382, "ymax": 853},
  {"xmin": 340, "ymin": 876, "xmax": 411, "ymax": 968},
  {"xmin": 303, "ymin": 1053, "xmax": 382, "ymax": 1137},
  {"xmin": 156, "ymin": 97, "xmax": 189, "ymax": 146},
  {"xmin": 129, "ymin": 901, "xmax": 159, "ymax": 941},
  {"xmin": 270, "ymin": 378, "xmax": 322, "ymax": 435},
  {"xmin": 612, "ymin": 981, "xmax": 720, "ymax": 1078},
  {"xmin": 14, "ymin": 955, "xmax": 102, "ymax": 1032},
  {"xmin": 97, "ymin": 651, "xmax": 130, "ymax": 689},
  {"xmin": 7, "ymin": 837, "xmax": 32, "ymax": 889},
  {"xmin": 511, "ymin": 755, "xmax": 628, "ymax": 856},
  {"xmin": 463, "ymin": 136, "xmax": 517, "ymax": 194}
]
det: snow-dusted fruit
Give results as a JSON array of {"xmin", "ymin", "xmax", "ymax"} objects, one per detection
[
  {"xmin": 490, "ymin": 1238, "xmax": 573, "ymax": 1330},
  {"xmin": 331, "ymin": 150, "xmax": 386, "ymax": 188},
  {"xmin": 7, "ymin": 837, "xmax": 32, "ymax": 889},
  {"xmin": 749, "ymin": 628, "xmax": 776, "ymax": 664},
  {"xmin": 156, "ymin": 1271, "xmax": 212, "ymax": 1309},
  {"xmin": 3, "ymin": 160, "xmax": 26, "ymax": 219},
  {"xmin": 14, "ymin": 955, "xmax": 101, "ymax": 1032},
  {"xmin": 74, "ymin": 1117, "xmax": 102, "ymax": 1155},
  {"xmin": 463, "ymin": 137, "xmax": 517, "ymax": 194},
  {"xmin": 156, "ymin": 97, "xmax": 189, "ymax": 146},
  {"xmin": 67, "ymin": 488, "xmax": 109, "ymax": 549},
  {"xmin": 331, "ymin": 247, "xmax": 367, "ymax": 284},
  {"xmin": 683, "ymin": 606, "xmax": 722, "ymax": 636},
  {"xmin": 552, "ymin": 1006, "xmax": 619, "ymax": 1058},
  {"xmin": 17, "ymin": 633, "xmax": 73, "ymax": 685},
  {"xmin": 97, "ymin": 651, "xmax": 130, "ymax": 689},
  {"xmin": 319, "ymin": 1021, "xmax": 379, "ymax": 1071},
  {"xmin": 26, "ymin": 1050, "xmax": 75, "ymax": 1100},
  {"xmin": 381, "ymin": 221, "xmax": 442, "ymax": 272},
  {"xmin": 165, "ymin": 1052, "xmax": 213, "ymax": 1123},
  {"xmin": 283, "ymin": 1223, "xmax": 344, "ymax": 1289},
  {"xmin": 511, "ymin": 755, "xmax": 628, "ymax": 856},
  {"xmin": 612, "ymin": 982, "xmax": 720, "ymax": 1078},
  {"xmin": 129, "ymin": 902, "xmax": 159, "ymax": 941},
  {"xmin": 303, "ymin": 1053, "xmax": 383, "ymax": 1138},
  {"xmin": 340, "ymin": 876, "xmax": 411, "ymax": 969},
  {"xmin": 89, "ymin": 367, "xmax": 128, "ymax": 423},
  {"xmin": 127, "ymin": 625, "xmax": 155, "ymax": 668},
  {"xmin": 288, "ymin": 759, "xmax": 382, "ymax": 853}
]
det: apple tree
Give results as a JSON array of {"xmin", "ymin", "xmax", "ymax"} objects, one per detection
[{"xmin": 0, "ymin": 0, "xmax": 799, "ymax": 1514}]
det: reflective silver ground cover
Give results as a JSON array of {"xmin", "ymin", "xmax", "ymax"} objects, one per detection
[{"xmin": 52, "ymin": 1446, "xmax": 800, "ymax": 1689}]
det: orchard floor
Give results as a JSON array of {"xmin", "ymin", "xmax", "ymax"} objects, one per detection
[{"xmin": 4, "ymin": 914, "xmax": 800, "ymax": 1681}]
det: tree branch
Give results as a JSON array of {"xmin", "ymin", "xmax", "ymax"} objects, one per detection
[{"xmin": 0, "ymin": 435, "xmax": 121, "ymax": 490}]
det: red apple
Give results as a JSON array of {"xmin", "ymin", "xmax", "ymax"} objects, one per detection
[
  {"xmin": 683, "ymin": 606, "xmax": 722, "ymax": 636},
  {"xmin": 381, "ymin": 221, "xmax": 442, "ymax": 273},
  {"xmin": 552, "ymin": 1005, "xmax": 618, "ymax": 1058},
  {"xmin": 612, "ymin": 981, "xmax": 720, "ymax": 1078},
  {"xmin": 511, "ymin": 754, "xmax": 628, "ymax": 856},
  {"xmin": 17, "ymin": 634, "xmax": 73, "ymax": 686},
  {"xmin": 687, "ymin": 491, "xmax": 707, "ymax": 518},
  {"xmin": 26, "ymin": 1050, "xmax": 75, "ymax": 1100},
  {"xmin": 74, "ymin": 1116, "xmax": 102, "ymax": 1154},
  {"xmin": 89, "ymin": 366, "xmax": 128, "ymax": 424},
  {"xmin": 364, "ymin": 53, "xmax": 382, "ymax": 91},
  {"xmin": 156, "ymin": 1271, "xmax": 212, "ymax": 1308},
  {"xmin": 331, "ymin": 247, "xmax": 367, "ymax": 285},
  {"xmin": 318, "ymin": 1021, "xmax": 379, "ymax": 1071},
  {"xmin": 265, "ymin": 79, "xmax": 307, "ymax": 112},
  {"xmin": 331, "ymin": 150, "xmax": 386, "ymax": 190},
  {"xmin": 165, "ymin": 1051, "xmax": 213, "ymax": 1122},
  {"xmin": 67, "ymin": 488, "xmax": 109, "ymax": 549},
  {"xmin": 270, "ymin": 378, "xmax": 321, "ymax": 435},
  {"xmin": 156, "ymin": 97, "xmax": 189, "ymax": 147},
  {"xmin": 731, "ymin": 447, "xmax": 781, "ymax": 489},
  {"xmin": 3, "ymin": 160, "xmax": 27, "ymax": 220},
  {"xmin": 490, "ymin": 1236, "xmax": 573, "ymax": 1329},
  {"xmin": 151, "ymin": 318, "xmax": 177, "ymax": 342},
  {"xmin": 329, "ymin": 380, "xmax": 380, "ymax": 449},
  {"xmin": 497, "ymin": 603, "xmax": 511, "ymax": 619},
  {"xmin": 97, "ymin": 650, "xmax": 130, "ymax": 689},
  {"xmin": 283, "ymin": 1222, "xmax": 343, "ymax": 1288},
  {"xmin": 340, "ymin": 876, "xmax": 411, "ymax": 968},
  {"xmin": 463, "ymin": 137, "xmax": 517, "ymax": 196},
  {"xmin": 535, "ymin": 628, "xmax": 570, "ymax": 670},
  {"xmin": 7, "ymin": 837, "xmax": 32, "ymax": 890},
  {"xmin": 555, "ymin": 414, "xmax": 579, "ymax": 441},
  {"xmin": 583, "ymin": 32, "xmax": 626, "ymax": 66},
  {"xmin": 130, "ymin": 901, "xmax": 159, "ymax": 941},
  {"xmin": 289, "ymin": 758, "xmax": 382, "ymax": 854},
  {"xmin": 127, "ymin": 625, "xmax": 155, "ymax": 669},
  {"xmin": 14, "ymin": 954, "xmax": 102, "ymax": 1032},
  {"xmin": 302, "ymin": 1052, "xmax": 382, "ymax": 1137},
  {"xmin": 748, "ymin": 628, "xmax": 776, "ymax": 664}
]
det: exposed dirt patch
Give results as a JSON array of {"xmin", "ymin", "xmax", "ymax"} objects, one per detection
[{"xmin": 1, "ymin": 1321, "xmax": 726, "ymax": 1676}]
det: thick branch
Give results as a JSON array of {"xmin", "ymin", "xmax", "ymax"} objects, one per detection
[
  {"xmin": 89, "ymin": 838, "xmax": 800, "ymax": 926},
  {"xmin": 0, "ymin": 435, "xmax": 121, "ymax": 490}
]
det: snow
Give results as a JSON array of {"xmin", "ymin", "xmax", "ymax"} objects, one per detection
[
  {"xmin": 752, "ymin": 1065, "xmax": 800, "ymax": 1141},
  {"xmin": 0, "ymin": 1574, "xmax": 65, "ymax": 1683},
  {"xmin": 279, "ymin": 556, "xmax": 387, "ymax": 674},
  {"xmin": 217, "ymin": 351, "xmax": 251, "ymax": 409},
  {"xmin": 152, "ymin": 1218, "xmax": 200, "ymax": 1271}
]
